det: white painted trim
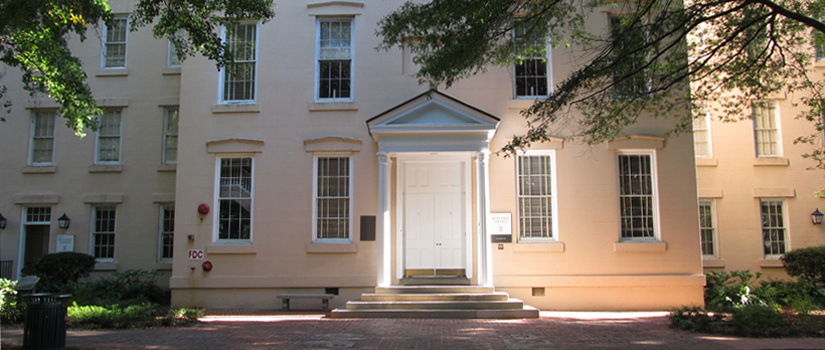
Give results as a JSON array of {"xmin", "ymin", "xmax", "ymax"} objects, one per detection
[
  {"xmin": 101, "ymin": 16, "xmax": 128, "ymax": 69},
  {"xmin": 157, "ymin": 203, "xmax": 174, "ymax": 263},
  {"xmin": 759, "ymin": 198, "xmax": 790, "ymax": 258},
  {"xmin": 311, "ymin": 154, "xmax": 354, "ymax": 243},
  {"xmin": 28, "ymin": 110, "xmax": 56, "ymax": 166},
  {"xmin": 314, "ymin": 17, "xmax": 354, "ymax": 102},
  {"xmin": 753, "ymin": 100, "xmax": 783, "ymax": 158},
  {"xmin": 615, "ymin": 150, "xmax": 661, "ymax": 242},
  {"xmin": 218, "ymin": 21, "xmax": 259, "ymax": 104},
  {"xmin": 162, "ymin": 107, "xmax": 178, "ymax": 164},
  {"xmin": 515, "ymin": 150, "xmax": 559, "ymax": 242},
  {"xmin": 213, "ymin": 156, "xmax": 255, "ymax": 243},
  {"xmin": 94, "ymin": 109, "xmax": 122, "ymax": 165},
  {"xmin": 89, "ymin": 205, "xmax": 117, "ymax": 263},
  {"xmin": 512, "ymin": 28, "xmax": 552, "ymax": 99},
  {"xmin": 698, "ymin": 198, "xmax": 718, "ymax": 260}
]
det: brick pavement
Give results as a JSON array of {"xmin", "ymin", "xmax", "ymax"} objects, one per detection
[{"xmin": 3, "ymin": 311, "xmax": 825, "ymax": 349}]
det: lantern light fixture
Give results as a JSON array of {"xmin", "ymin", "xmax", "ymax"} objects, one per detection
[
  {"xmin": 58, "ymin": 213, "xmax": 71, "ymax": 229},
  {"xmin": 812, "ymin": 209, "xmax": 824, "ymax": 225}
]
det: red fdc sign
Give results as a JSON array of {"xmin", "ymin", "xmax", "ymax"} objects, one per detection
[{"xmin": 188, "ymin": 249, "xmax": 204, "ymax": 260}]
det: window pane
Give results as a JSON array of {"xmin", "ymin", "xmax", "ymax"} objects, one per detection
[
  {"xmin": 619, "ymin": 154, "xmax": 656, "ymax": 239},
  {"xmin": 160, "ymin": 204, "xmax": 175, "ymax": 260},
  {"xmin": 517, "ymin": 154, "xmax": 554, "ymax": 239},
  {"xmin": 31, "ymin": 111, "xmax": 56, "ymax": 164},
  {"xmin": 93, "ymin": 206, "xmax": 116, "ymax": 259},
  {"xmin": 218, "ymin": 158, "xmax": 253, "ymax": 240},
  {"xmin": 164, "ymin": 108, "xmax": 179, "ymax": 163},
  {"xmin": 316, "ymin": 157, "xmax": 350, "ymax": 239},
  {"xmin": 761, "ymin": 200, "xmax": 786, "ymax": 256},
  {"xmin": 698, "ymin": 201, "xmax": 715, "ymax": 256},
  {"xmin": 104, "ymin": 17, "xmax": 127, "ymax": 68},
  {"xmin": 318, "ymin": 19, "xmax": 352, "ymax": 99},
  {"xmin": 222, "ymin": 23, "xmax": 257, "ymax": 102},
  {"xmin": 610, "ymin": 16, "xmax": 647, "ymax": 97}
]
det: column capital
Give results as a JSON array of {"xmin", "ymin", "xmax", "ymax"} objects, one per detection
[
  {"xmin": 476, "ymin": 150, "xmax": 491, "ymax": 163},
  {"xmin": 378, "ymin": 153, "xmax": 391, "ymax": 165}
]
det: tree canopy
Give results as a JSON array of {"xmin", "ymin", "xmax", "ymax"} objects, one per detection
[
  {"xmin": 378, "ymin": 0, "xmax": 825, "ymax": 158},
  {"xmin": 0, "ymin": 0, "xmax": 275, "ymax": 136}
]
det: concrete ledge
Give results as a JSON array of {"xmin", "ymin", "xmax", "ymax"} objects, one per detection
[
  {"xmin": 607, "ymin": 135, "xmax": 665, "ymax": 150},
  {"xmin": 753, "ymin": 157, "xmax": 790, "ymax": 166},
  {"xmin": 304, "ymin": 137, "xmax": 362, "ymax": 152},
  {"xmin": 152, "ymin": 193, "xmax": 175, "ymax": 203},
  {"xmin": 207, "ymin": 244, "xmax": 257, "ymax": 255},
  {"xmin": 170, "ymin": 275, "xmax": 376, "ymax": 289},
  {"xmin": 206, "ymin": 138, "xmax": 264, "ymax": 154},
  {"xmin": 22, "ymin": 166, "xmax": 56, "ymax": 174},
  {"xmin": 157, "ymin": 163, "xmax": 177, "ymax": 172},
  {"xmin": 306, "ymin": 243, "xmax": 357, "ymax": 254},
  {"xmin": 83, "ymin": 193, "xmax": 124, "ymax": 204},
  {"xmin": 614, "ymin": 241, "xmax": 667, "ymax": 252},
  {"xmin": 512, "ymin": 242, "xmax": 565, "ymax": 253},
  {"xmin": 753, "ymin": 188, "xmax": 795, "ymax": 198},
  {"xmin": 14, "ymin": 194, "xmax": 60, "ymax": 205},
  {"xmin": 95, "ymin": 69, "xmax": 128, "ymax": 77},
  {"xmin": 695, "ymin": 158, "xmax": 718, "ymax": 167},
  {"xmin": 211, "ymin": 103, "xmax": 261, "ymax": 114},
  {"xmin": 89, "ymin": 164, "xmax": 123, "ymax": 173},
  {"xmin": 759, "ymin": 259, "xmax": 785, "ymax": 268},
  {"xmin": 702, "ymin": 259, "xmax": 726, "ymax": 268},
  {"xmin": 94, "ymin": 262, "xmax": 117, "ymax": 271},
  {"xmin": 494, "ymin": 274, "xmax": 705, "ymax": 288},
  {"xmin": 309, "ymin": 101, "xmax": 358, "ymax": 112},
  {"xmin": 162, "ymin": 67, "xmax": 181, "ymax": 76},
  {"xmin": 698, "ymin": 188, "xmax": 723, "ymax": 198}
]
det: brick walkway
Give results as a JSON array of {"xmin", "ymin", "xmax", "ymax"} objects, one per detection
[{"xmin": 3, "ymin": 311, "xmax": 825, "ymax": 349}]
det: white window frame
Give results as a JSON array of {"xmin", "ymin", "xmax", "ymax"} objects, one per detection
[
  {"xmin": 512, "ymin": 26, "xmax": 552, "ymax": 99},
  {"xmin": 101, "ymin": 16, "xmax": 128, "ymax": 69},
  {"xmin": 616, "ymin": 150, "xmax": 660, "ymax": 241},
  {"xmin": 693, "ymin": 109, "xmax": 712, "ymax": 158},
  {"xmin": 29, "ymin": 110, "xmax": 56, "ymax": 166},
  {"xmin": 312, "ymin": 154, "xmax": 353, "ymax": 243},
  {"xmin": 315, "ymin": 18, "xmax": 354, "ymax": 102},
  {"xmin": 515, "ymin": 150, "xmax": 559, "ymax": 242},
  {"xmin": 162, "ymin": 107, "xmax": 179, "ymax": 164},
  {"xmin": 752, "ymin": 101, "xmax": 782, "ymax": 157},
  {"xmin": 167, "ymin": 38, "xmax": 182, "ymax": 68},
  {"xmin": 213, "ymin": 156, "xmax": 255, "ymax": 243},
  {"xmin": 698, "ymin": 199, "xmax": 718, "ymax": 259},
  {"xmin": 158, "ymin": 203, "xmax": 175, "ymax": 262},
  {"xmin": 90, "ymin": 205, "xmax": 117, "ymax": 262},
  {"xmin": 95, "ymin": 109, "xmax": 122, "ymax": 164},
  {"xmin": 760, "ymin": 198, "xmax": 789, "ymax": 258},
  {"xmin": 219, "ymin": 21, "xmax": 259, "ymax": 104}
]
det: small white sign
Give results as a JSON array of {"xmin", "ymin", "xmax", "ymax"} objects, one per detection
[
  {"xmin": 56, "ymin": 235, "xmax": 74, "ymax": 252},
  {"xmin": 490, "ymin": 213, "xmax": 512, "ymax": 235},
  {"xmin": 188, "ymin": 249, "xmax": 205, "ymax": 260}
]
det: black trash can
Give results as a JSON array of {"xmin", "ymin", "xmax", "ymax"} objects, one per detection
[{"xmin": 22, "ymin": 293, "xmax": 72, "ymax": 350}]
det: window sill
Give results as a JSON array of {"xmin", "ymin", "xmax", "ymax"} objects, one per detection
[
  {"xmin": 702, "ymin": 259, "xmax": 725, "ymax": 268},
  {"xmin": 695, "ymin": 158, "xmax": 718, "ymax": 167},
  {"xmin": 211, "ymin": 103, "xmax": 261, "ymax": 114},
  {"xmin": 162, "ymin": 67, "xmax": 181, "ymax": 76},
  {"xmin": 759, "ymin": 258, "xmax": 785, "ymax": 268},
  {"xmin": 94, "ymin": 262, "xmax": 117, "ymax": 271},
  {"xmin": 95, "ymin": 69, "xmax": 128, "ymax": 77},
  {"xmin": 157, "ymin": 163, "xmax": 177, "ymax": 172},
  {"xmin": 206, "ymin": 244, "xmax": 257, "ymax": 255},
  {"xmin": 22, "ymin": 166, "xmax": 56, "ymax": 174},
  {"xmin": 508, "ymin": 99, "xmax": 535, "ymax": 110},
  {"xmin": 614, "ymin": 241, "xmax": 667, "ymax": 252},
  {"xmin": 753, "ymin": 157, "xmax": 789, "ymax": 166},
  {"xmin": 309, "ymin": 101, "xmax": 358, "ymax": 112},
  {"xmin": 89, "ymin": 164, "xmax": 122, "ymax": 173},
  {"xmin": 155, "ymin": 262, "xmax": 173, "ymax": 271},
  {"xmin": 306, "ymin": 242, "xmax": 357, "ymax": 254},
  {"xmin": 511, "ymin": 242, "xmax": 565, "ymax": 253}
]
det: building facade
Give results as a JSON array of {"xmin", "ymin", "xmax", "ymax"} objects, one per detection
[{"xmin": 0, "ymin": 0, "xmax": 705, "ymax": 311}]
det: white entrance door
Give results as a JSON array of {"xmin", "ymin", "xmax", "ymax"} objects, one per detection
[{"xmin": 404, "ymin": 161, "xmax": 464, "ymax": 271}]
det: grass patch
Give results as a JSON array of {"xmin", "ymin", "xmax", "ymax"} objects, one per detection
[{"xmin": 68, "ymin": 303, "xmax": 203, "ymax": 329}]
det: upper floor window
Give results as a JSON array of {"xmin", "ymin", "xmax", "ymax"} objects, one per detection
[
  {"xmin": 167, "ymin": 38, "xmax": 182, "ymax": 67},
  {"xmin": 693, "ymin": 111, "xmax": 712, "ymax": 158},
  {"xmin": 760, "ymin": 199, "xmax": 787, "ymax": 257},
  {"xmin": 316, "ymin": 18, "xmax": 353, "ymax": 101},
  {"xmin": 217, "ymin": 157, "xmax": 253, "ymax": 241},
  {"xmin": 609, "ymin": 16, "xmax": 648, "ymax": 98},
  {"xmin": 29, "ymin": 110, "xmax": 56, "ymax": 165},
  {"xmin": 102, "ymin": 16, "xmax": 128, "ymax": 68},
  {"xmin": 220, "ymin": 22, "xmax": 257, "ymax": 103},
  {"xmin": 313, "ymin": 156, "xmax": 352, "ymax": 242},
  {"xmin": 513, "ymin": 25, "xmax": 550, "ymax": 98},
  {"xmin": 162, "ymin": 108, "xmax": 179, "ymax": 164},
  {"xmin": 95, "ymin": 109, "xmax": 122, "ymax": 164},
  {"xmin": 516, "ymin": 152, "xmax": 557, "ymax": 241},
  {"xmin": 617, "ymin": 151, "xmax": 659, "ymax": 240},
  {"xmin": 698, "ymin": 199, "xmax": 717, "ymax": 257},
  {"xmin": 752, "ymin": 101, "xmax": 781, "ymax": 157}
]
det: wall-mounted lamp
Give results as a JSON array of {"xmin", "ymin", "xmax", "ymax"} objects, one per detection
[
  {"xmin": 0, "ymin": 213, "xmax": 6, "ymax": 229},
  {"xmin": 58, "ymin": 213, "xmax": 71, "ymax": 229},
  {"xmin": 812, "ymin": 209, "xmax": 824, "ymax": 225}
]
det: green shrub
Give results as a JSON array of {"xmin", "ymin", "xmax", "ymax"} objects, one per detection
[
  {"xmin": 34, "ymin": 252, "xmax": 96, "ymax": 293},
  {"xmin": 704, "ymin": 270, "xmax": 767, "ymax": 312},
  {"xmin": 669, "ymin": 306, "xmax": 724, "ymax": 333},
  {"xmin": 730, "ymin": 304, "xmax": 789, "ymax": 337},
  {"xmin": 67, "ymin": 302, "xmax": 202, "ymax": 329},
  {"xmin": 71, "ymin": 269, "xmax": 165, "ymax": 307},
  {"xmin": 782, "ymin": 246, "xmax": 825, "ymax": 287},
  {"xmin": 0, "ymin": 279, "xmax": 24, "ymax": 324}
]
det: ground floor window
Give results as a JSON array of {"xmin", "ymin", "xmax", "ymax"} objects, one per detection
[
  {"xmin": 92, "ymin": 206, "xmax": 117, "ymax": 260},
  {"xmin": 217, "ymin": 157, "xmax": 253, "ymax": 241},
  {"xmin": 698, "ymin": 199, "xmax": 716, "ymax": 257},
  {"xmin": 760, "ymin": 199, "xmax": 787, "ymax": 256},
  {"xmin": 516, "ymin": 152, "xmax": 557, "ymax": 241},
  {"xmin": 159, "ymin": 203, "xmax": 175, "ymax": 261},
  {"xmin": 314, "ymin": 156, "xmax": 351, "ymax": 241}
]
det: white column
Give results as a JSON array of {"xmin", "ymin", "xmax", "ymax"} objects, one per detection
[
  {"xmin": 376, "ymin": 153, "xmax": 392, "ymax": 287},
  {"xmin": 476, "ymin": 151, "xmax": 494, "ymax": 287}
]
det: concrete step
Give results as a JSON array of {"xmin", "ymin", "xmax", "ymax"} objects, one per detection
[
  {"xmin": 400, "ymin": 277, "xmax": 471, "ymax": 286},
  {"xmin": 374, "ymin": 286, "xmax": 495, "ymax": 294},
  {"xmin": 330, "ymin": 305, "xmax": 540, "ymax": 319},
  {"xmin": 345, "ymin": 299, "xmax": 524, "ymax": 310},
  {"xmin": 361, "ymin": 292, "xmax": 510, "ymax": 302}
]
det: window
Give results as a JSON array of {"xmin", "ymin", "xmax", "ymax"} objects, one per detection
[
  {"xmin": 516, "ymin": 152, "xmax": 557, "ymax": 241},
  {"xmin": 513, "ymin": 25, "xmax": 550, "ymax": 98},
  {"xmin": 159, "ymin": 204, "xmax": 175, "ymax": 261},
  {"xmin": 609, "ymin": 16, "xmax": 648, "ymax": 97},
  {"xmin": 95, "ymin": 109, "xmax": 121, "ymax": 164},
  {"xmin": 693, "ymin": 110, "xmax": 712, "ymax": 158},
  {"xmin": 698, "ymin": 199, "xmax": 717, "ymax": 257},
  {"xmin": 26, "ymin": 207, "xmax": 51, "ymax": 223},
  {"xmin": 316, "ymin": 18, "xmax": 353, "ymax": 100},
  {"xmin": 167, "ymin": 38, "xmax": 182, "ymax": 67},
  {"xmin": 220, "ymin": 22, "xmax": 257, "ymax": 103},
  {"xmin": 102, "ymin": 16, "xmax": 128, "ymax": 68},
  {"xmin": 162, "ymin": 108, "xmax": 179, "ymax": 164},
  {"xmin": 217, "ymin": 157, "xmax": 253, "ymax": 241},
  {"xmin": 313, "ymin": 156, "xmax": 352, "ymax": 241},
  {"xmin": 29, "ymin": 110, "xmax": 56, "ymax": 165},
  {"xmin": 753, "ymin": 101, "xmax": 780, "ymax": 157},
  {"xmin": 92, "ymin": 206, "xmax": 116, "ymax": 260},
  {"xmin": 617, "ymin": 152, "xmax": 658, "ymax": 240},
  {"xmin": 761, "ymin": 199, "xmax": 787, "ymax": 257}
]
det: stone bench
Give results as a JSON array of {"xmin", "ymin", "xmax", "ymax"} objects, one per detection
[{"xmin": 277, "ymin": 293, "xmax": 335, "ymax": 311}]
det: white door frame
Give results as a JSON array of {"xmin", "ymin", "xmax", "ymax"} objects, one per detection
[{"xmin": 395, "ymin": 153, "xmax": 474, "ymax": 280}]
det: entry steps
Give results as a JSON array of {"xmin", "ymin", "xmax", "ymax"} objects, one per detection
[{"xmin": 330, "ymin": 286, "xmax": 539, "ymax": 319}]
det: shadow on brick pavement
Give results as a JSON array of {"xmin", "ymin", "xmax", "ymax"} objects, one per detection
[{"xmin": 3, "ymin": 310, "xmax": 825, "ymax": 349}]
